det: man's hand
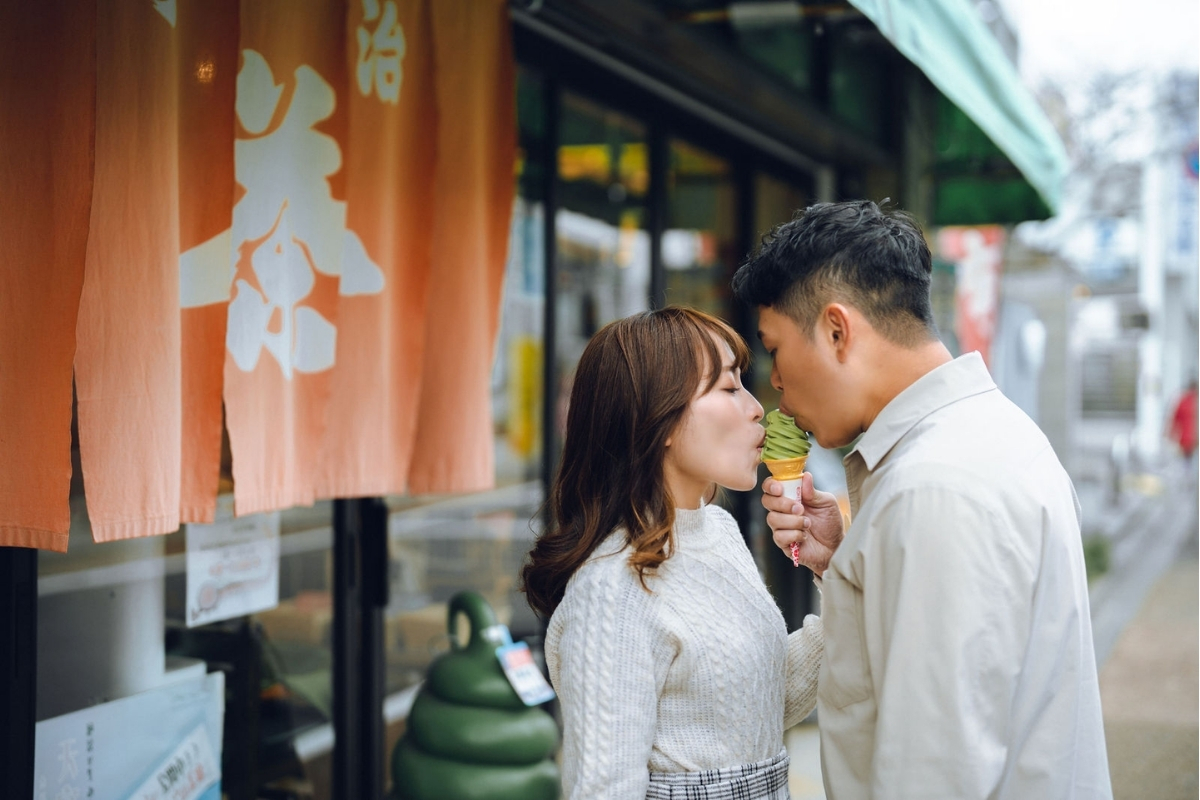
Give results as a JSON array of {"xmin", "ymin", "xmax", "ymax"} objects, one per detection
[{"xmin": 761, "ymin": 473, "xmax": 845, "ymax": 576}]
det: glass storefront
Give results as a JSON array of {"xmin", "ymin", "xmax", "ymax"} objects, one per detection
[{"xmin": 25, "ymin": 43, "xmax": 840, "ymax": 800}]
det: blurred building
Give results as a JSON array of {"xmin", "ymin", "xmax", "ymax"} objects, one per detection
[{"xmin": 1013, "ymin": 71, "xmax": 1199, "ymax": 504}]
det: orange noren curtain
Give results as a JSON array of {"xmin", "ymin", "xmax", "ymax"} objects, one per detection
[
  {"xmin": 317, "ymin": 0, "xmax": 438, "ymax": 498},
  {"xmin": 179, "ymin": 0, "xmax": 240, "ymax": 524},
  {"xmin": 0, "ymin": 2, "xmax": 96, "ymax": 551},
  {"xmin": 408, "ymin": 0, "xmax": 516, "ymax": 494},
  {"xmin": 0, "ymin": 0, "xmax": 517, "ymax": 549}
]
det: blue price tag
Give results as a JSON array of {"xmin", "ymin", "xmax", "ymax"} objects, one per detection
[{"xmin": 496, "ymin": 639, "xmax": 556, "ymax": 706}]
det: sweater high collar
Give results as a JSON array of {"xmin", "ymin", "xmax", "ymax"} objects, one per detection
[{"xmin": 672, "ymin": 505, "xmax": 723, "ymax": 550}]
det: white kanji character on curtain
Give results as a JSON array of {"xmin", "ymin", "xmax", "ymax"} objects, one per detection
[
  {"xmin": 203, "ymin": 49, "xmax": 384, "ymax": 378},
  {"xmin": 355, "ymin": 0, "xmax": 405, "ymax": 103}
]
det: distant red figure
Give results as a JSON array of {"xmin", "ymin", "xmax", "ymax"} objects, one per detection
[{"xmin": 1168, "ymin": 380, "xmax": 1198, "ymax": 459}]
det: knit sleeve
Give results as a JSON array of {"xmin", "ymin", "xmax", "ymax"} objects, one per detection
[
  {"xmin": 552, "ymin": 557, "xmax": 673, "ymax": 800},
  {"xmin": 783, "ymin": 614, "xmax": 824, "ymax": 729}
]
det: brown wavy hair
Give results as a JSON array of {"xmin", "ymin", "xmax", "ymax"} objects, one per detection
[{"xmin": 521, "ymin": 306, "xmax": 751, "ymax": 619}]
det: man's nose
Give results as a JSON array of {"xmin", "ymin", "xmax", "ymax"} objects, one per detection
[{"xmin": 770, "ymin": 362, "xmax": 783, "ymax": 393}]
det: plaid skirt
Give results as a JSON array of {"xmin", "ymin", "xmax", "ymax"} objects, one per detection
[{"xmin": 645, "ymin": 749, "xmax": 791, "ymax": 800}]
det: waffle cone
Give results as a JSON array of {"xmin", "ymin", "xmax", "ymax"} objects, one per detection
[{"xmin": 762, "ymin": 455, "xmax": 808, "ymax": 481}]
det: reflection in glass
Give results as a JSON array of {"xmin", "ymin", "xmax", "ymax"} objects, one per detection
[
  {"xmin": 554, "ymin": 92, "xmax": 651, "ymax": 458},
  {"xmin": 380, "ymin": 69, "xmax": 552, "ymax": 796},
  {"xmin": 663, "ymin": 138, "xmax": 737, "ymax": 321}
]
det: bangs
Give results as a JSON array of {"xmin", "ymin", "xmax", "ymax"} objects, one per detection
[{"xmin": 673, "ymin": 307, "xmax": 751, "ymax": 393}]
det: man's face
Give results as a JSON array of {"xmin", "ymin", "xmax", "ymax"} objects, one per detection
[{"xmin": 757, "ymin": 305, "xmax": 860, "ymax": 449}]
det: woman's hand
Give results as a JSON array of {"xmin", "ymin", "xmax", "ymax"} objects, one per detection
[{"xmin": 761, "ymin": 473, "xmax": 844, "ymax": 576}]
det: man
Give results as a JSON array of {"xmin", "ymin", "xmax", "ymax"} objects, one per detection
[{"xmin": 732, "ymin": 200, "xmax": 1111, "ymax": 799}]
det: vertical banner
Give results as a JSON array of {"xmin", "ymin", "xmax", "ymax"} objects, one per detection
[
  {"xmin": 317, "ymin": 0, "xmax": 438, "ymax": 498},
  {"xmin": 75, "ymin": 1, "xmax": 183, "ymax": 542},
  {"xmin": 938, "ymin": 225, "xmax": 1005, "ymax": 367},
  {"xmin": 408, "ymin": 0, "xmax": 516, "ymax": 494},
  {"xmin": 223, "ymin": 0, "xmax": 349, "ymax": 515},
  {"xmin": 0, "ymin": 2, "xmax": 95, "ymax": 551},
  {"xmin": 178, "ymin": 0, "xmax": 240, "ymax": 524}
]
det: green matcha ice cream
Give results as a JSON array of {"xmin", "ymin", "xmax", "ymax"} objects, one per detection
[
  {"xmin": 761, "ymin": 410, "xmax": 811, "ymax": 568},
  {"xmin": 761, "ymin": 409, "xmax": 811, "ymax": 463}
]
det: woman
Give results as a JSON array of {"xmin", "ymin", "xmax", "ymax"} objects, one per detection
[{"xmin": 522, "ymin": 307, "xmax": 832, "ymax": 799}]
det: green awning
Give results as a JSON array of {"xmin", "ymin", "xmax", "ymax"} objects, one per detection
[{"xmin": 846, "ymin": 0, "xmax": 1068, "ymax": 215}]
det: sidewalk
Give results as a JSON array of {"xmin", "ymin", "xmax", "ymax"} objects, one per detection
[
  {"xmin": 1099, "ymin": 540, "xmax": 1199, "ymax": 800},
  {"xmin": 785, "ymin": 722, "xmax": 824, "ymax": 799}
]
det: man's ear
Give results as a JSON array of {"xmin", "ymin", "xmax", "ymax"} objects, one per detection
[{"xmin": 824, "ymin": 303, "xmax": 852, "ymax": 361}]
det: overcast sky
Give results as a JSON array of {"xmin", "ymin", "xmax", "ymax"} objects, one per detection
[{"xmin": 996, "ymin": 0, "xmax": 1199, "ymax": 85}]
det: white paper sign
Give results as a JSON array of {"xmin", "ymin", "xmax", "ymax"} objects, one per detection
[
  {"xmin": 125, "ymin": 724, "xmax": 220, "ymax": 800},
  {"xmin": 34, "ymin": 671, "xmax": 225, "ymax": 800},
  {"xmin": 186, "ymin": 495, "xmax": 280, "ymax": 627}
]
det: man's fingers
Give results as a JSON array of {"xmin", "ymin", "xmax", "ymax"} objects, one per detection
[
  {"xmin": 762, "ymin": 477, "xmax": 782, "ymax": 496},
  {"xmin": 798, "ymin": 473, "xmax": 839, "ymax": 509},
  {"xmin": 766, "ymin": 510, "xmax": 809, "ymax": 532},
  {"xmin": 762, "ymin": 492, "xmax": 802, "ymax": 515},
  {"xmin": 773, "ymin": 528, "xmax": 807, "ymax": 551}
]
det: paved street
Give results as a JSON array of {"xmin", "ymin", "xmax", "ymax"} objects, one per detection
[{"xmin": 1101, "ymin": 549, "xmax": 1198, "ymax": 799}]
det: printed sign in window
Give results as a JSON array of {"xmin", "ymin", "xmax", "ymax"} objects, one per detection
[{"xmin": 186, "ymin": 495, "xmax": 280, "ymax": 628}]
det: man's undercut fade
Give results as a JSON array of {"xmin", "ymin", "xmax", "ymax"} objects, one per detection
[{"xmin": 732, "ymin": 200, "xmax": 938, "ymax": 346}]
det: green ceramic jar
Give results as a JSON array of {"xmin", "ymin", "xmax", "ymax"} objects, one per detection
[{"xmin": 392, "ymin": 591, "xmax": 560, "ymax": 800}]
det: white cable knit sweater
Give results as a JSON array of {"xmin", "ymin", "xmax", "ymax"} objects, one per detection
[{"xmin": 545, "ymin": 504, "xmax": 824, "ymax": 799}]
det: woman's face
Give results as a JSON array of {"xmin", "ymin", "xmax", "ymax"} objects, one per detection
[{"xmin": 663, "ymin": 336, "xmax": 766, "ymax": 508}]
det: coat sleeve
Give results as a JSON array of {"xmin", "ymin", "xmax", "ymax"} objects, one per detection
[
  {"xmin": 551, "ymin": 559, "xmax": 674, "ymax": 800},
  {"xmin": 783, "ymin": 614, "xmax": 824, "ymax": 729}
]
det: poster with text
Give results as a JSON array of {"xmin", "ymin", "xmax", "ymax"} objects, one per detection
[
  {"xmin": 186, "ymin": 494, "xmax": 280, "ymax": 627},
  {"xmin": 34, "ymin": 671, "xmax": 225, "ymax": 800}
]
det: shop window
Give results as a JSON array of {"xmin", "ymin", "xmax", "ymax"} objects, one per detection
[
  {"xmin": 829, "ymin": 25, "xmax": 887, "ymax": 144},
  {"xmin": 167, "ymin": 502, "xmax": 338, "ymax": 799},
  {"xmin": 663, "ymin": 138, "xmax": 737, "ymax": 322},
  {"xmin": 377, "ymin": 66, "xmax": 552, "ymax": 794},
  {"xmin": 36, "ymin": 427, "xmax": 340, "ymax": 799},
  {"xmin": 554, "ymin": 91, "xmax": 651, "ymax": 457}
]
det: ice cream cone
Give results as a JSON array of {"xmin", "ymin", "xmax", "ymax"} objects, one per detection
[
  {"xmin": 762, "ymin": 455, "xmax": 808, "ymax": 484},
  {"xmin": 763, "ymin": 455, "xmax": 808, "ymax": 568}
]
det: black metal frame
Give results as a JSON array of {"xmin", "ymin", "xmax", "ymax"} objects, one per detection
[
  {"xmin": 332, "ymin": 497, "xmax": 389, "ymax": 800},
  {"xmin": 540, "ymin": 74, "xmax": 560, "ymax": 515},
  {"xmin": 0, "ymin": 547, "xmax": 36, "ymax": 798}
]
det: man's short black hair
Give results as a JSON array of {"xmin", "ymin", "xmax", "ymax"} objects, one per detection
[{"xmin": 732, "ymin": 200, "xmax": 937, "ymax": 345}]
